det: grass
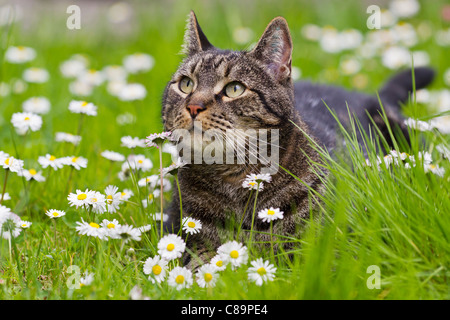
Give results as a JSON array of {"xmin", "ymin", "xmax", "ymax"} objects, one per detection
[{"xmin": 0, "ymin": 0, "xmax": 449, "ymax": 300}]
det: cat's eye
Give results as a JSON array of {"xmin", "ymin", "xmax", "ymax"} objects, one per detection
[
  {"xmin": 179, "ymin": 76, "xmax": 194, "ymax": 94},
  {"xmin": 224, "ymin": 82, "xmax": 245, "ymax": 98}
]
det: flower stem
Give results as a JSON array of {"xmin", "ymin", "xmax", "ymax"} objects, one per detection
[
  {"xmin": 248, "ymin": 184, "xmax": 260, "ymax": 249},
  {"xmin": 236, "ymin": 189, "xmax": 254, "ymax": 240},
  {"xmin": 0, "ymin": 169, "xmax": 10, "ymax": 205},
  {"xmin": 270, "ymin": 221, "xmax": 274, "ymax": 262},
  {"xmin": 159, "ymin": 146, "xmax": 164, "ymax": 238},
  {"xmin": 175, "ymin": 174, "xmax": 183, "ymax": 234}
]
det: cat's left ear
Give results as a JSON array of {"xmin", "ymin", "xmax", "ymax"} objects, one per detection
[
  {"xmin": 182, "ymin": 11, "xmax": 214, "ymax": 55},
  {"xmin": 249, "ymin": 17, "xmax": 292, "ymax": 82}
]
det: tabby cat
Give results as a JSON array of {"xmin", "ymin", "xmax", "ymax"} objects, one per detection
[{"xmin": 161, "ymin": 11, "xmax": 435, "ymax": 264}]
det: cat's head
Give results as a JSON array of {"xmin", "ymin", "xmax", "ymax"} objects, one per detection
[{"xmin": 162, "ymin": 11, "xmax": 294, "ymax": 135}]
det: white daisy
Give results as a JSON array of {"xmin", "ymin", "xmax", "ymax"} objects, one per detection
[
  {"xmin": 123, "ymin": 53, "xmax": 154, "ymax": 74},
  {"xmin": 120, "ymin": 189, "xmax": 134, "ymax": 201},
  {"xmin": 418, "ymin": 151, "xmax": 433, "ymax": 165},
  {"xmin": 116, "ymin": 225, "xmax": 141, "ymax": 243},
  {"xmin": 104, "ymin": 185, "xmax": 121, "ymax": 213},
  {"xmin": 0, "ymin": 193, "xmax": 11, "ymax": 201},
  {"xmin": 129, "ymin": 154, "xmax": 153, "ymax": 172},
  {"xmin": 60, "ymin": 59, "xmax": 87, "ymax": 78},
  {"xmin": 242, "ymin": 179, "xmax": 264, "ymax": 191},
  {"xmin": 106, "ymin": 80, "xmax": 127, "ymax": 96},
  {"xmin": 4, "ymin": 46, "xmax": 36, "ymax": 64},
  {"xmin": 87, "ymin": 191, "xmax": 107, "ymax": 214},
  {"xmin": 0, "ymin": 211, "xmax": 22, "ymax": 240},
  {"xmin": 141, "ymin": 192, "xmax": 157, "ymax": 208},
  {"xmin": 102, "ymin": 65, "xmax": 127, "ymax": 82},
  {"xmin": 258, "ymin": 207, "xmax": 284, "ymax": 223},
  {"xmin": 246, "ymin": 173, "xmax": 272, "ymax": 184},
  {"xmin": 210, "ymin": 254, "xmax": 228, "ymax": 271},
  {"xmin": 149, "ymin": 212, "xmax": 169, "ymax": 222},
  {"xmin": 196, "ymin": 264, "xmax": 219, "ymax": 288},
  {"xmin": 1, "ymin": 156, "xmax": 24, "ymax": 173},
  {"xmin": 23, "ymin": 67, "xmax": 49, "ymax": 83},
  {"xmin": 75, "ymin": 219, "xmax": 108, "ymax": 240},
  {"xmin": 38, "ymin": 154, "xmax": 64, "ymax": 170},
  {"xmin": 247, "ymin": 258, "xmax": 277, "ymax": 286},
  {"xmin": 18, "ymin": 168, "xmax": 46, "ymax": 182},
  {"xmin": 157, "ymin": 234, "xmax": 186, "ymax": 261},
  {"xmin": 424, "ymin": 164, "xmax": 445, "ymax": 177},
  {"xmin": 61, "ymin": 156, "xmax": 88, "ymax": 170},
  {"xmin": 11, "ymin": 112, "xmax": 43, "ymax": 133},
  {"xmin": 69, "ymin": 81, "xmax": 94, "ymax": 97},
  {"xmin": 118, "ymin": 83, "xmax": 147, "ymax": 101},
  {"xmin": 45, "ymin": 209, "xmax": 66, "ymax": 219},
  {"xmin": 120, "ymin": 136, "xmax": 146, "ymax": 148},
  {"xmin": 79, "ymin": 271, "xmax": 94, "ymax": 288},
  {"xmin": 100, "ymin": 219, "xmax": 121, "ymax": 239},
  {"xmin": 146, "ymin": 132, "xmax": 173, "ymax": 148},
  {"xmin": 20, "ymin": 221, "xmax": 32, "ymax": 229},
  {"xmin": 161, "ymin": 158, "xmax": 186, "ymax": 176},
  {"xmin": 68, "ymin": 189, "xmax": 95, "ymax": 209},
  {"xmin": 217, "ymin": 241, "xmax": 248, "ymax": 269},
  {"xmin": 404, "ymin": 118, "xmax": 433, "ymax": 131},
  {"xmin": 138, "ymin": 224, "xmax": 152, "ymax": 233},
  {"xmin": 143, "ymin": 255, "xmax": 168, "ymax": 284},
  {"xmin": 68, "ymin": 100, "xmax": 97, "ymax": 116},
  {"xmin": 55, "ymin": 132, "xmax": 82, "ymax": 145},
  {"xmin": 181, "ymin": 217, "xmax": 202, "ymax": 235},
  {"xmin": 167, "ymin": 266, "xmax": 193, "ymax": 290},
  {"xmin": 77, "ymin": 69, "xmax": 105, "ymax": 86},
  {"xmin": 22, "ymin": 97, "xmax": 51, "ymax": 114},
  {"xmin": 101, "ymin": 150, "xmax": 125, "ymax": 162},
  {"xmin": 138, "ymin": 175, "xmax": 159, "ymax": 188}
]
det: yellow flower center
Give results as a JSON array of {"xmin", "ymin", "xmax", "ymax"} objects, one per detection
[
  {"xmin": 175, "ymin": 275, "xmax": 185, "ymax": 284},
  {"xmin": 52, "ymin": 212, "xmax": 59, "ymax": 217},
  {"xmin": 29, "ymin": 169, "xmax": 37, "ymax": 175},
  {"xmin": 166, "ymin": 243, "xmax": 175, "ymax": 251},
  {"xmin": 204, "ymin": 273, "xmax": 213, "ymax": 282},
  {"xmin": 249, "ymin": 182, "xmax": 256, "ymax": 186},
  {"xmin": 121, "ymin": 192, "xmax": 126, "ymax": 196},
  {"xmin": 257, "ymin": 267, "xmax": 266, "ymax": 276},
  {"xmin": 430, "ymin": 164, "xmax": 436, "ymax": 169},
  {"xmin": 107, "ymin": 195, "xmax": 113, "ymax": 203},
  {"xmin": 4, "ymin": 158, "xmax": 10, "ymax": 165},
  {"xmin": 18, "ymin": 46, "xmax": 25, "ymax": 50},
  {"xmin": 91, "ymin": 198, "xmax": 97, "ymax": 203},
  {"xmin": 148, "ymin": 194, "xmax": 153, "ymax": 200},
  {"xmin": 81, "ymin": 101, "xmax": 88, "ymax": 107},
  {"xmin": 152, "ymin": 265, "xmax": 162, "ymax": 275},
  {"xmin": 138, "ymin": 160, "xmax": 143, "ymax": 164},
  {"xmin": 49, "ymin": 155, "xmax": 56, "ymax": 161},
  {"xmin": 267, "ymin": 209, "xmax": 275, "ymax": 216},
  {"xmin": 24, "ymin": 117, "xmax": 30, "ymax": 121},
  {"xmin": 72, "ymin": 157, "xmax": 78, "ymax": 163},
  {"xmin": 187, "ymin": 221, "xmax": 196, "ymax": 228},
  {"xmin": 77, "ymin": 193, "xmax": 87, "ymax": 200},
  {"xmin": 216, "ymin": 260, "xmax": 223, "ymax": 267},
  {"xmin": 89, "ymin": 222, "xmax": 100, "ymax": 229},
  {"xmin": 107, "ymin": 223, "xmax": 115, "ymax": 229},
  {"xmin": 230, "ymin": 250, "xmax": 239, "ymax": 259},
  {"xmin": 22, "ymin": 224, "xmax": 27, "ymax": 227}
]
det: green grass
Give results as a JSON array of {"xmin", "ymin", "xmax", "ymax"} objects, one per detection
[{"xmin": 0, "ymin": 0, "xmax": 449, "ymax": 300}]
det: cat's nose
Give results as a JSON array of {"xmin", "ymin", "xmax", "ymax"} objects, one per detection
[{"xmin": 186, "ymin": 104, "xmax": 206, "ymax": 118}]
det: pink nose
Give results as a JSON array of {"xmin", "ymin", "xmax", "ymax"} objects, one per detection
[{"xmin": 186, "ymin": 104, "xmax": 206, "ymax": 118}]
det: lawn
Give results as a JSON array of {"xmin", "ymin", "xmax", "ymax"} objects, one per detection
[{"xmin": 0, "ymin": 0, "xmax": 449, "ymax": 300}]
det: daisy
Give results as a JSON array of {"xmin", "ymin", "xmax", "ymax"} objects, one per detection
[
  {"xmin": 68, "ymin": 189, "xmax": 94, "ymax": 209},
  {"xmin": 0, "ymin": 193, "xmax": 11, "ymax": 201},
  {"xmin": 87, "ymin": 191, "xmax": 107, "ymax": 214},
  {"xmin": 138, "ymin": 175, "xmax": 159, "ymax": 188},
  {"xmin": 210, "ymin": 254, "xmax": 228, "ymax": 271},
  {"xmin": 143, "ymin": 255, "xmax": 168, "ymax": 284},
  {"xmin": 106, "ymin": 80, "xmax": 127, "ymax": 97},
  {"xmin": 4, "ymin": 46, "xmax": 36, "ymax": 64},
  {"xmin": 167, "ymin": 266, "xmax": 193, "ymax": 291},
  {"xmin": 55, "ymin": 132, "xmax": 82, "ymax": 145},
  {"xmin": 258, "ymin": 207, "xmax": 284, "ymax": 223},
  {"xmin": 141, "ymin": 192, "xmax": 157, "ymax": 208},
  {"xmin": 22, "ymin": 97, "xmax": 51, "ymax": 114},
  {"xmin": 23, "ymin": 67, "xmax": 49, "ymax": 83},
  {"xmin": 38, "ymin": 154, "xmax": 64, "ymax": 170},
  {"xmin": 102, "ymin": 65, "xmax": 127, "ymax": 82},
  {"xmin": 60, "ymin": 59, "xmax": 87, "ymax": 78},
  {"xmin": 75, "ymin": 218, "xmax": 108, "ymax": 240},
  {"xmin": 161, "ymin": 158, "xmax": 186, "ymax": 176},
  {"xmin": 181, "ymin": 217, "xmax": 202, "ymax": 235},
  {"xmin": 242, "ymin": 179, "xmax": 264, "ymax": 191},
  {"xmin": 11, "ymin": 112, "xmax": 43, "ymax": 133},
  {"xmin": 150, "ymin": 212, "xmax": 169, "ymax": 222},
  {"xmin": 381, "ymin": 46, "xmax": 410, "ymax": 70},
  {"xmin": 217, "ymin": 241, "xmax": 248, "ymax": 269},
  {"xmin": 157, "ymin": 234, "xmax": 186, "ymax": 261},
  {"xmin": 418, "ymin": 151, "xmax": 433, "ymax": 165},
  {"xmin": 61, "ymin": 156, "xmax": 88, "ymax": 170},
  {"xmin": 146, "ymin": 131, "xmax": 173, "ymax": 148},
  {"xmin": 246, "ymin": 173, "xmax": 272, "ymax": 184},
  {"xmin": 0, "ymin": 211, "xmax": 22, "ymax": 240},
  {"xmin": 1, "ymin": 156, "xmax": 24, "ymax": 173},
  {"xmin": 404, "ymin": 118, "xmax": 433, "ymax": 131},
  {"xmin": 0, "ymin": 204, "xmax": 11, "ymax": 217},
  {"xmin": 129, "ymin": 154, "xmax": 153, "ymax": 171},
  {"xmin": 79, "ymin": 271, "xmax": 94, "ymax": 288},
  {"xmin": 118, "ymin": 83, "xmax": 147, "ymax": 101},
  {"xmin": 20, "ymin": 221, "xmax": 32, "ymax": 229},
  {"xmin": 120, "ymin": 136, "xmax": 146, "ymax": 149},
  {"xmin": 18, "ymin": 168, "xmax": 46, "ymax": 182},
  {"xmin": 116, "ymin": 225, "xmax": 141, "ymax": 243},
  {"xmin": 425, "ymin": 164, "xmax": 445, "ymax": 177},
  {"xmin": 101, "ymin": 150, "xmax": 125, "ymax": 162},
  {"xmin": 196, "ymin": 264, "xmax": 219, "ymax": 288},
  {"xmin": 68, "ymin": 100, "xmax": 97, "ymax": 116},
  {"xmin": 69, "ymin": 81, "xmax": 94, "ymax": 97},
  {"xmin": 247, "ymin": 258, "xmax": 277, "ymax": 286},
  {"xmin": 100, "ymin": 219, "xmax": 121, "ymax": 239},
  {"xmin": 138, "ymin": 224, "xmax": 152, "ymax": 233},
  {"xmin": 45, "ymin": 209, "xmax": 66, "ymax": 219},
  {"xmin": 77, "ymin": 69, "xmax": 105, "ymax": 86},
  {"xmin": 120, "ymin": 189, "xmax": 134, "ymax": 201},
  {"xmin": 104, "ymin": 185, "xmax": 121, "ymax": 213},
  {"xmin": 123, "ymin": 53, "xmax": 154, "ymax": 74}
]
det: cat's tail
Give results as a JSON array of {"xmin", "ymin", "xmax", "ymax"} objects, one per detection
[{"xmin": 379, "ymin": 67, "xmax": 435, "ymax": 107}]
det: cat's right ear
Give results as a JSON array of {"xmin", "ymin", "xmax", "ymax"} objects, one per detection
[{"xmin": 181, "ymin": 11, "xmax": 214, "ymax": 55}]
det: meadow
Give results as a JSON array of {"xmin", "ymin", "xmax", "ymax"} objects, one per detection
[{"xmin": 0, "ymin": 0, "xmax": 449, "ymax": 300}]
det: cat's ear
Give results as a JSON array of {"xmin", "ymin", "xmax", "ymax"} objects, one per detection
[
  {"xmin": 182, "ymin": 11, "xmax": 214, "ymax": 55},
  {"xmin": 249, "ymin": 17, "xmax": 293, "ymax": 81}
]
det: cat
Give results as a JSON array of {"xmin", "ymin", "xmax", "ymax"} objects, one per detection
[{"xmin": 161, "ymin": 11, "xmax": 435, "ymax": 265}]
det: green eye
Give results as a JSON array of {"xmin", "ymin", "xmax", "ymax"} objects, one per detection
[
  {"xmin": 179, "ymin": 76, "xmax": 194, "ymax": 94},
  {"xmin": 225, "ymin": 82, "xmax": 245, "ymax": 98}
]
